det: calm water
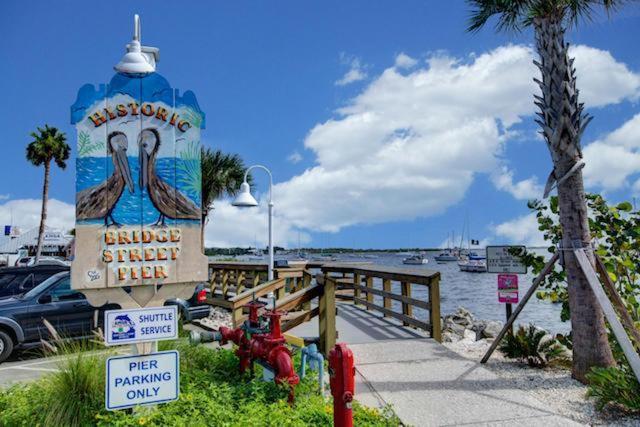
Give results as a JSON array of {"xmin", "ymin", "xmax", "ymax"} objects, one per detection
[{"xmin": 229, "ymin": 250, "xmax": 569, "ymax": 334}]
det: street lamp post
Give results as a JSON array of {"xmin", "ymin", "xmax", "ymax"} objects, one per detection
[{"xmin": 232, "ymin": 165, "xmax": 274, "ymax": 282}]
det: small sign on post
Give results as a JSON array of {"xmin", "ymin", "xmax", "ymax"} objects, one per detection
[
  {"xmin": 106, "ymin": 350, "xmax": 179, "ymax": 411},
  {"xmin": 486, "ymin": 245, "xmax": 527, "ymax": 274},
  {"xmin": 104, "ymin": 306, "xmax": 178, "ymax": 346},
  {"xmin": 498, "ymin": 274, "xmax": 519, "ymax": 304}
]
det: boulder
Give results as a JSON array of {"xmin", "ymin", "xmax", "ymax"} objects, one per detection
[{"xmin": 481, "ymin": 320, "xmax": 504, "ymax": 339}]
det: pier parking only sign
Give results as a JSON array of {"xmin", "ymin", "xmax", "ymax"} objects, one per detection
[
  {"xmin": 105, "ymin": 306, "xmax": 178, "ymax": 346},
  {"xmin": 106, "ymin": 350, "xmax": 179, "ymax": 410}
]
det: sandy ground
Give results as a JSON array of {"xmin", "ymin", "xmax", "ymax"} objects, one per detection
[{"xmin": 444, "ymin": 338, "xmax": 640, "ymax": 426}]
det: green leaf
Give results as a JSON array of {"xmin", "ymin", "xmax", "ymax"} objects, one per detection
[{"xmin": 617, "ymin": 201, "xmax": 633, "ymax": 212}]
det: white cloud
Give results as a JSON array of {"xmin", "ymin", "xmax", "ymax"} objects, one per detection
[
  {"xmin": 583, "ymin": 113, "xmax": 640, "ymax": 190},
  {"xmin": 278, "ymin": 45, "xmax": 538, "ymax": 232},
  {"xmin": 287, "ymin": 151, "xmax": 303, "ymax": 164},
  {"xmin": 214, "ymin": 44, "xmax": 640, "ymax": 246},
  {"xmin": 571, "ymin": 45, "xmax": 640, "ymax": 107},
  {"xmin": 0, "ymin": 198, "xmax": 75, "ymax": 232},
  {"xmin": 492, "ymin": 166, "xmax": 543, "ymax": 200},
  {"xmin": 335, "ymin": 56, "xmax": 367, "ymax": 86},
  {"xmin": 203, "ymin": 200, "xmax": 310, "ymax": 248},
  {"xmin": 492, "ymin": 213, "xmax": 547, "ymax": 247},
  {"xmin": 0, "ymin": 194, "xmax": 9, "ymax": 201},
  {"xmin": 394, "ymin": 53, "xmax": 417, "ymax": 69}
]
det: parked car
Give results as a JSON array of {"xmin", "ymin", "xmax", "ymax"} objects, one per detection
[
  {"xmin": 0, "ymin": 265, "xmax": 70, "ymax": 299},
  {"xmin": 164, "ymin": 282, "xmax": 211, "ymax": 322},
  {"xmin": 15, "ymin": 256, "xmax": 69, "ymax": 267},
  {"xmin": 0, "ymin": 271, "xmax": 211, "ymax": 362}
]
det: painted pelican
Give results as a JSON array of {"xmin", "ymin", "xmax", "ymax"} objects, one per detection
[
  {"xmin": 76, "ymin": 131, "xmax": 135, "ymax": 226},
  {"xmin": 138, "ymin": 128, "xmax": 200, "ymax": 225}
]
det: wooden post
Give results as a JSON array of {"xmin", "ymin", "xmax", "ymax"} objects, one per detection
[
  {"xmin": 222, "ymin": 269, "xmax": 229, "ymax": 298},
  {"xmin": 574, "ymin": 249, "xmax": 640, "ymax": 384},
  {"xmin": 365, "ymin": 276, "xmax": 373, "ymax": 309},
  {"xmin": 401, "ymin": 281, "xmax": 412, "ymax": 327},
  {"xmin": 353, "ymin": 273, "xmax": 361, "ymax": 301},
  {"xmin": 275, "ymin": 279, "xmax": 286, "ymax": 301},
  {"xmin": 232, "ymin": 306, "xmax": 244, "ymax": 328},
  {"xmin": 237, "ymin": 271, "xmax": 246, "ymax": 295},
  {"xmin": 481, "ymin": 252, "xmax": 559, "ymax": 363},
  {"xmin": 595, "ymin": 255, "xmax": 640, "ymax": 350},
  {"xmin": 382, "ymin": 279, "xmax": 392, "ymax": 317},
  {"xmin": 302, "ymin": 272, "xmax": 311, "ymax": 311},
  {"xmin": 429, "ymin": 276, "xmax": 441, "ymax": 342},
  {"xmin": 319, "ymin": 276, "xmax": 336, "ymax": 355}
]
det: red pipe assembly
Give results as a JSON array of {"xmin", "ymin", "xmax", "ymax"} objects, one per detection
[{"xmin": 192, "ymin": 302, "xmax": 300, "ymax": 402}]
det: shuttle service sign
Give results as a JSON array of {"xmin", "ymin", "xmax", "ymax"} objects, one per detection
[{"xmin": 70, "ymin": 72, "xmax": 208, "ymax": 289}]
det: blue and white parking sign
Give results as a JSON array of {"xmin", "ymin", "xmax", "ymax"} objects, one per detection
[
  {"xmin": 105, "ymin": 306, "xmax": 178, "ymax": 346},
  {"xmin": 106, "ymin": 350, "xmax": 179, "ymax": 410}
]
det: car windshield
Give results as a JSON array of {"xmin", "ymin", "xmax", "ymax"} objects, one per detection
[{"xmin": 20, "ymin": 273, "xmax": 68, "ymax": 299}]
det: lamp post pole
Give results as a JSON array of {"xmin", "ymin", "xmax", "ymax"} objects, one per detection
[{"xmin": 242, "ymin": 165, "xmax": 274, "ymax": 281}]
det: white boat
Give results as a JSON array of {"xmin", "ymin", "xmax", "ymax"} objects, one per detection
[
  {"xmin": 403, "ymin": 255, "xmax": 429, "ymax": 265},
  {"xmin": 458, "ymin": 259, "xmax": 487, "ymax": 273},
  {"xmin": 434, "ymin": 250, "xmax": 458, "ymax": 262}
]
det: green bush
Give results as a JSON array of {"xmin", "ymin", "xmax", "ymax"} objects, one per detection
[
  {"xmin": 0, "ymin": 343, "xmax": 400, "ymax": 426},
  {"xmin": 498, "ymin": 324, "xmax": 568, "ymax": 368},
  {"xmin": 587, "ymin": 366, "xmax": 640, "ymax": 411}
]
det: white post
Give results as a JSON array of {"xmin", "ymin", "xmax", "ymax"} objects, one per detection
[{"xmin": 268, "ymin": 201, "xmax": 274, "ymax": 281}]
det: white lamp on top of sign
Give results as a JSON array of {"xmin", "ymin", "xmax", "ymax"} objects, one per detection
[
  {"xmin": 115, "ymin": 14, "xmax": 160, "ymax": 74},
  {"xmin": 232, "ymin": 165, "xmax": 275, "ymax": 287}
]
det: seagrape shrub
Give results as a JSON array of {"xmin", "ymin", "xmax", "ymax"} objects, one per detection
[
  {"xmin": 521, "ymin": 195, "xmax": 640, "ymax": 410},
  {"xmin": 0, "ymin": 343, "xmax": 400, "ymax": 426}
]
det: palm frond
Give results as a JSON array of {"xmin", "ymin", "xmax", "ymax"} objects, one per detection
[{"xmin": 467, "ymin": 0, "xmax": 534, "ymax": 32}]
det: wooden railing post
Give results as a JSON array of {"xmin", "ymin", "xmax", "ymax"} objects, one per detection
[
  {"xmin": 232, "ymin": 306, "xmax": 244, "ymax": 328},
  {"xmin": 353, "ymin": 273, "xmax": 361, "ymax": 301},
  {"xmin": 319, "ymin": 276, "xmax": 336, "ymax": 355},
  {"xmin": 382, "ymin": 279, "xmax": 392, "ymax": 317},
  {"xmin": 429, "ymin": 275, "xmax": 442, "ymax": 342},
  {"xmin": 401, "ymin": 281, "xmax": 412, "ymax": 327},
  {"xmin": 302, "ymin": 272, "xmax": 312, "ymax": 311},
  {"xmin": 365, "ymin": 276, "xmax": 373, "ymax": 309}
]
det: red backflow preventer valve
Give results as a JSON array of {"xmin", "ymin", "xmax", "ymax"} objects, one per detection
[
  {"xmin": 329, "ymin": 343, "xmax": 355, "ymax": 427},
  {"xmin": 191, "ymin": 302, "xmax": 300, "ymax": 402}
]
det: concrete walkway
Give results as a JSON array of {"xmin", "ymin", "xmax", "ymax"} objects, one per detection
[{"xmin": 291, "ymin": 303, "xmax": 583, "ymax": 426}]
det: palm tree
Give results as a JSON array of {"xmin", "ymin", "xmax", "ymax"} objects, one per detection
[
  {"xmin": 26, "ymin": 125, "xmax": 71, "ymax": 263},
  {"xmin": 200, "ymin": 148, "xmax": 250, "ymax": 250},
  {"xmin": 467, "ymin": 0, "xmax": 630, "ymax": 381}
]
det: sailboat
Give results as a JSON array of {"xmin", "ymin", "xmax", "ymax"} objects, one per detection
[
  {"xmin": 435, "ymin": 232, "xmax": 459, "ymax": 262},
  {"xmin": 457, "ymin": 214, "xmax": 487, "ymax": 273}
]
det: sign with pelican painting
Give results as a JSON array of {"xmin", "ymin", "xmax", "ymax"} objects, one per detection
[{"xmin": 70, "ymin": 72, "xmax": 208, "ymax": 289}]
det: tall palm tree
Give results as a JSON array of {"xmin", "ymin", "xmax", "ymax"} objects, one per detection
[
  {"xmin": 200, "ymin": 148, "xmax": 250, "ymax": 250},
  {"xmin": 26, "ymin": 125, "xmax": 70, "ymax": 263},
  {"xmin": 467, "ymin": 0, "xmax": 631, "ymax": 381}
]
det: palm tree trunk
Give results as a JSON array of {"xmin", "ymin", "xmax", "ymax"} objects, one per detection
[
  {"xmin": 201, "ymin": 207, "xmax": 211, "ymax": 253},
  {"xmin": 34, "ymin": 160, "xmax": 50, "ymax": 263},
  {"xmin": 534, "ymin": 17, "xmax": 614, "ymax": 382}
]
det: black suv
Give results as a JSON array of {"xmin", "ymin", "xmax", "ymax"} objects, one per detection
[
  {"xmin": 0, "ymin": 265, "xmax": 70, "ymax": 298},
  {"xmin": 0, "ymin": 271, "xmax": 211, "ymax": 362}
]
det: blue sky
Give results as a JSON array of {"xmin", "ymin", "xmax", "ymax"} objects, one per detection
[{"xmin": 1, "ymin": 1, "xmax": 639, "ymax": 249}]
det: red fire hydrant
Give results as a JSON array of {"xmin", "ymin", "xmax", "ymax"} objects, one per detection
[{"xmin": 329, "ymin": 343, "xmax": 355, "ymax": 427}]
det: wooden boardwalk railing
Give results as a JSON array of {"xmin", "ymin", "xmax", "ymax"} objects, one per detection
[
  {"xmin": 206, "ymin": 260, "xmax": 442, "ymax": 344},
  {"xmin": 322, "ymin": 264, "xmax": 441, "ymax": 342}
]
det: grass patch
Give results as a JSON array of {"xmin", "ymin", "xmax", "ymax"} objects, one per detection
[{"xmin": 0, "ymin": 342, "xmax": 399, "ymax": 426}]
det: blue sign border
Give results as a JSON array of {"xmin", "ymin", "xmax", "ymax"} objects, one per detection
[
  {"xmin": 105, "ymin": 350, "xmax": 180, "ymax": 411},
  {"xmin": 104, "ymin": 306, "xmax": 178, "ymax": 346}
]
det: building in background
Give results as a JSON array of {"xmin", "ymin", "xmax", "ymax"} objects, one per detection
[{"xmin": 0, "ymin": 227, "xmax": 72, "ymax": 266}]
